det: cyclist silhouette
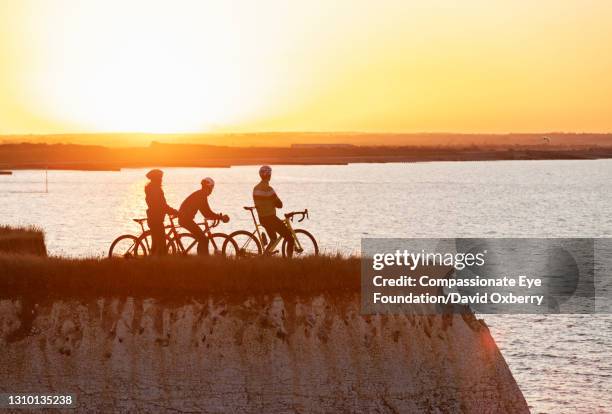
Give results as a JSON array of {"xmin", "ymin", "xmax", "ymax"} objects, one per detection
[
  {"xmin": 253, "ymin": 165, "xmax": 294, "ymax": 257},
  {"xmin": 144, "ymin": 169, "xmax": 178, "ymax": 256},
  {"xmin": 178, "ymin": 177, "xmax": 229, "ymax": 255}
]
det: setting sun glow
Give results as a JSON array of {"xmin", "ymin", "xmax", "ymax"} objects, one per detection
[{"xmin": 1, "ymin": 0, "xmax": 612, "ymax": 135}]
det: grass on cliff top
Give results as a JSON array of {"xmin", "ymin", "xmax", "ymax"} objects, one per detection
[
  {"xmin": 0, "ymin": 226, "xmax": 46, "ymax": 256},
  {"xmin": 0, "ymin": 226, "xmax": 359, "ymax": 298},
  {"xmin": 0, "ymin": 226, "xmax": 448, "ymax": 300},
  {"xmin": 0, "ymin": 254, "xmax": 362, "ymax": 299}
]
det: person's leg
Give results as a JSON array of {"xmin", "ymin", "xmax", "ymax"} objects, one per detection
[
  {"xmin": 262, "ymin": 216, "xmax": 294, "ymax": 257},
  {"xmin": 179, "ymin": 217, "xmax": 209, "ymax": 255},
  {"xmin": 274, "ymin": 216, "xmax": 295, "ymax": 258},
  {"xmin": 148, "ymin": 217, "xmax": 166, "ymax": 256},
  {"xmin": 260, "ymin": 216, "xmax": 279, "ymax": 254}
]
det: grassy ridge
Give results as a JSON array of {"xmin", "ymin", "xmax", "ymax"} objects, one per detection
[
  {"xmin": 0, "ymin": 226, "xmax": 46, "ymax": 256},
  {"xmin": 0, "ymin": 226, "xmax": 359, "ymax": 299},
  {"xmin": 0, "ymin": 227, "xmax": 448, "ymax": 301},
  {"xmin": 0, "ymin": 255, "xmax": 361, "ymax": 299}
]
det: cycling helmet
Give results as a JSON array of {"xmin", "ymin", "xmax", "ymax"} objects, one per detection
[
  {"xmin": 259, "ymin": 165, "xmax": 272, "ymax": 179},
  {"xmin": 146, "ymin": 169, "xmax": 163, "ymax": 180},
  {"xmin": 201, "ymin": 177, "xmax": 215, "ymax": 188}
]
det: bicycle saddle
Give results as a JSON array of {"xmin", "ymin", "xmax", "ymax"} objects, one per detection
[
  {"xmin": 243, "ymin": 206, "xmax": 256, "ymax": 211},
  {"xmin": 133, "ymin": 218, "xmax": 147, "ymax": 224}
]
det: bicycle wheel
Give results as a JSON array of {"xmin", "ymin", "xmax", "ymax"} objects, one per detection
[
  {"xmin": 136, "ymin": 230, "xmax": 152, "ymax": 256},
  {"xmin": 223, "ymin": 230, "xmax": 262, "ymax": 257},
  {"xmin": 283, "ymin": 229, "xmax": 319, "ymax": 257},
  {"xmin": 136, "ymin": 231, "xmax": 176, "ymax": 256},
  {"xmin": 108, "ymin": 234, "xmax": 141, "ymax": 258},
  {"xmin": 174, "ymin": 233, "xmax": 198, "ymax": 255},
  {"xmin": 211, "ymin": 233, "xmax": 237, "ymax": 257},
  {"xmin": 175, "ymin": 233, "xmax": 236, "ymax": 256}
]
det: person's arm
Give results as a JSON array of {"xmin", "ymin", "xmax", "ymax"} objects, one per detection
[
  {"xmin": 199, "ymin": 196, "xmax": 222, "ymax": 220},
  {"xmin": 146, "ymin": 185, "xmax": 177, "ymax": 215},
  {"xmin": 160, "ymin": 190, "xmax": 178, "ymax": 216},
  {"xmin": 273, "ymin": 191, "xmax": 283, "ymax": 208},
  {"xmin": 254, "ymin": 185, "xmax": 282, "ymax": 208}
]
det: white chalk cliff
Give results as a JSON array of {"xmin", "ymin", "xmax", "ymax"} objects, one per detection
[{"xmin": 0, "ymin": 295, "xmax": 529, "ymax": 413}]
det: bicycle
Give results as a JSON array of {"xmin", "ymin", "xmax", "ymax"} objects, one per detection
[
  {"xmin": 108, "ymin": 218, "xmax": 150, "ymax": 258},
  {"xmin": 163, "ymin": 215, "xmax": 237, "ymax": 256},
  {"xmin": 108, "ymin": 215, "xmax": 236, "ymax": 258},
  {"xmin": 222, "ymin": 207, "xmax": 318, "ymax": 257}
]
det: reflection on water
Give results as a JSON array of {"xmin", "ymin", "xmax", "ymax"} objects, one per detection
[{"xmin": 1, "ymin": 159, "xmax": 612, "ymax": 412}]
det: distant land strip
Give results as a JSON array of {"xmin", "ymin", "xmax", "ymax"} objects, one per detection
[
  {"xmin": 1, "ymin": 141, "xmax": 612, "ymax": 171},
  {"xmin": 3, "ymin": 132, "xmax": 612, "ymax": 148}
]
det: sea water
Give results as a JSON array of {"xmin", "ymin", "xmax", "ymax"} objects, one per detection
[{"xmin": 2, "ymin": 159, "xmax": 611, "ymax": 413}]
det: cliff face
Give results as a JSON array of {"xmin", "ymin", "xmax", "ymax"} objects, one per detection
[{"xmin": 0, "ymin": 294, "xmax": 529, "ymax": 413}]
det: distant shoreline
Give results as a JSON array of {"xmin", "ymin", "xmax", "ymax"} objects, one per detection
[
  {"xmin": 1, "ymin": 141, "xmax": 612, "ymax": 171},
  {"xmin": 3, "ymin": 131, "xmax": 612, "ymax": 148}
]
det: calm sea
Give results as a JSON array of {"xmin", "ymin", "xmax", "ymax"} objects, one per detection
[{"xmin": 2, "ymin": 160, "xmax": 611, "ymax": 413}]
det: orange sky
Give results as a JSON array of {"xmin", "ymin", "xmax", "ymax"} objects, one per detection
[{"xmin": 1, "ymin": 0, "xmax": 611, "ymax": 136}]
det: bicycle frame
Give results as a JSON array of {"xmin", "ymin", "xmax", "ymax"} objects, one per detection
[
  {"xmin": 166, "ymin": 215, "xmax": 223, "ymax": 255},
  {"xmin": 242, "ymin": 208, "xmax": 305, "ymax": 255},
  {"xmin": 128, "ymin": 218, "xmax": 174, "ymax": 255},
  {"xmin": 244, "ymin": 208, "xmax": 267, "ymax": 249},
  {"xmin": 269, "ymin": 217, "xmax": 304, "ymax": 254},
  {"xmin": 129, "ymin": 217, "xmax": 178, "ymax": 254},
  {"xmin": 134, "ymin": 220, "xmax": 150, "ymax": 253},
  {"xmin": 133, "ymin": 216, "xmax": 220, "ymax": 255}
]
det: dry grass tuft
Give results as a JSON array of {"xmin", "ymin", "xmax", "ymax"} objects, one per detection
[{"xmin": 0, "ymin": 226, "xmax": 47, "ymax": 256}]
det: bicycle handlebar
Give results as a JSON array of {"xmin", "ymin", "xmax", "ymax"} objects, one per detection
[
  {"xmin": 167, "ymin": 214, "xmax": 221, "ymax": 228},
  {"xmin": 285, "ymin": 209, "xmax": 309, "ymax": 222},
  {"xmin": 196, "ymin": 219, "xmax": 221, "ymax": 228},
  {"xmin": 135, "ymin": 214, "xmax": 225, "ymax": 231}
]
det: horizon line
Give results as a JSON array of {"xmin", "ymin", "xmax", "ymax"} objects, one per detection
[{"xmin": 2, "ymin": 130, "xmax": 612, "ymax": 137}]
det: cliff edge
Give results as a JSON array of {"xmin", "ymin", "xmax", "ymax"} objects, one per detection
[{"xmin": 0, "ymin": 255, "xmax": 529, "ymax": 413}]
